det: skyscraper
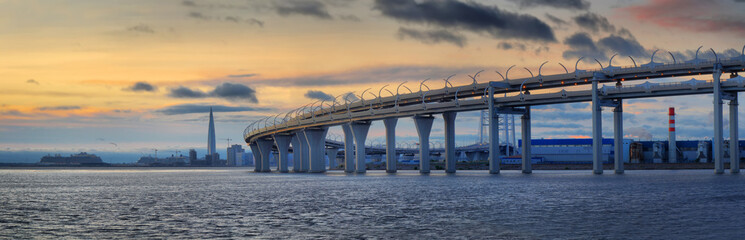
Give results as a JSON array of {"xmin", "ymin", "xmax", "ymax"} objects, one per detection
[{"xmin": 207, "ymin": 107, "xmax": 216, "ymax": 156}]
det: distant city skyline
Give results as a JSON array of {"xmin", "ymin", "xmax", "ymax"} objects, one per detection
[{"xmin": 2, "ymin": 0, "xmax": 745, "ymax": 154}]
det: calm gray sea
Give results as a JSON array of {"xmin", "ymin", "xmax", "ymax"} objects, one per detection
[{"xmin": 1, "ymin": 168, "xmax": 743, "ymax": 239}]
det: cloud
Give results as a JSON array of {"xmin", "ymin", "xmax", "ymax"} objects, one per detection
[
  {"xmin": 373, "ymin": 0, "xmax": 556, "ymax": 42},
  {"xmin": 37, "ymin": 106, "xmax": 81, "ymax": 111},
  {"xmin": 156, "ymin": 104, "xmax": 270, "ymax": 115},
  {"xmin": 497, "ymin": 42, "xmax": 526, "ymax": 51},
  {"xmin": 169, "ymin": 86, "xmax": 207, "ymax": 98},
  {"xmin": 561, "ymin": 31, "xmax": 650, "ymax": 62},
  {"xmin": 545, "ymin": 13, "xmax": 569, "ymax": 26},
  {"xmin": 627, "ymin": 127, "xmax": 653, "ymax": 140},
  {"xmin": 182, "ymin": 0, "xmax": 196, "ymax": 7},
  {"xmin": 125, "ymin": 82, "xmax": 157, "ymax": 92},
  {"xmin": 304, "ymin": 90, "xmax": 335, "ymax": 101},
  {"xmin": 621, "ymin": 0, "xmax": 745, "ymax": 37},
  {"xmin": 397, "ymin": 27, "xmax": 466, "ymax": 47},
  {"xmin": 573, "ymin": 12, "xmax": 615, "ymax": 33},
  {"xmin": 210, "ymin": 83, "xmax": 258, "ymax": 102},
  {"xmin": 169, "ymin": 83, "xmax": 257, "ymax": 102},
  {"xmin": 339, "ymin": 14, "xmax": 361, "ymax": 22},
  {"xmin": 275, "ymin": 0, "xmax": 332, "ymax": 20},
  {"xmin": 562, "ymin": 32, "xmax": 606, "ymax": 61},
  {"xmin": 227, "ymin": 74, "xmax": 258, "ymax": 78},
  {"xmin": 26, "ymin": 79, "xmax": 39, "ymax": 85},
  {"xmin": 188, "ymin": 12, "xmax": 210, "ymax": 20},
  {"xmin": 187, "ymin": 11, "xmax": 264, "ymax": 26},
  {"xmin": 511, "ymin": 0, "xmax": 590, "ymax": 10},
  {"xmin": 251, "ymin": 65, "xmax": 482, "ymax": 87},
  {"xmin": 127, "ymin": 24, "xmax": 155, "ymax": 34},
  {"xmin": 597, "ymin": 35, "xmax": 647, "ymax": 58}
]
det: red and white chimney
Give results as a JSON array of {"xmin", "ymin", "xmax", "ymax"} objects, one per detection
[{"xmin": 669, "ymin": 107, "xmax": 677, "ymax": 163}]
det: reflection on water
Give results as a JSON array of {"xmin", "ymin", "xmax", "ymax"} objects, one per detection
[{"xmin": 1, "ymin": 168, "xmax": 743, "ymax": 239}]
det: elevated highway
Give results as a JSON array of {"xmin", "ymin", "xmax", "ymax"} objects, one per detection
[{"xmin": 245, "ymin": 47, "xmax": 745, "ymax": 175}]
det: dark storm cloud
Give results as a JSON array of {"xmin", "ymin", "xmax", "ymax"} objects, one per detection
[
  {"xmin": 37, "ymin": 106, "xmax": 81, "ymax": 111},
  {"xmin": 126, "ymin": 24, "xmax": 155, "ymax": 34},
  {"xmin": 597, "ymin": 35, "xmax": 647, "ymax": 58},
  {"xmin": 126, "ymin": 82, "xmax": 157, "ymax": 92},
  {"xmin": 373, "ymin": 0, "xmax": 556, "ymax": 42},
  {"xmin": 210, "ymin": 83, "xmax": 258, "ymax": 103},
  {"xmin": 304, "ymin": 90, "xmax": 335, "ymax": 101},
  {"xmin": 397, "ymin": 27, "xmax": 466, "ymax": 47},
  {"xmin": 26, "ymin": 79, "xmax": 39, "ymax": 85},
  {"xmin": 511, "ymin": 0, "xmax": 590, "ymax": 10},
  {"xmin": 573, "ymin": 12, "xmax": 615, "ymax": 33},
  {"xmin": 156, "ymin": 104, "xmax": 270, "ymax": 115},
  {"xmin": 275, "ymin": 0, "xmax": 333, "ymax": 20},
  {"xmin": 169, "ymin": 86, "xmax": 207, "ymax": 98}
]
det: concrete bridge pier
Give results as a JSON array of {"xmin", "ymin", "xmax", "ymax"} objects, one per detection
[
  {"xmin": 304, "ymin": 127, "xmax": 329, "ymax": 173},
  {"xmin": 730, "ymin": 93, "xmax": 740, "ymax": 173},
  {"xmin": 325, "ymin": 147, "xmax": 339, "ymax": 169},
  {"xmin": 414, "ymin": 115, "xmax": 434, "ymax": 173},
  {"xmin": 383, "ymin": 118, "xmax": 398, "ymax": 173},
  {"xmin": 443, "ymin": 111, "xmax": 457, "ymax": 173},
  {"xmin": 249, "ymin": 142, "xmax": 261, "ymax": 172},
  {"xmin": 714, "ymin": 66, "xmax": 725, "ymax": 174},
  {"xmin": 342, "ymin": 124, "xmax": 355, "ymax": 173},
  {"xmin": 488, "ymin": 86, "xmax": 500, "ymax": 174},
  {"xmin": 351, "ymin": 121, "xmax": 371, "ymax": 173},
  {"xmin": 521, "ymin": 107, "xmax": 532, "ymax": 174},
  {"xmin": 291, "ymin": 131, "xmax": 308, "ymax": 173},
  {"xmin": 273, "ymin": 134, "xmax": 292, "ymax": 173},
  {"xmin": 613, "ymin": 101, "xmax": 624, "ymax": 174},
  {"xmin": 255, "ymin": 138, "xmax": 273, "ymax": 172},
  {"xmin": 591, "ymin": 76, "xmax": 603, "ymax": 174}
]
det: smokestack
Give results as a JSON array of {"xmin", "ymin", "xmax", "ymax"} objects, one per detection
[{"xmin": 669, "ymin": 107, "xmax": 677, "ymax": 163}]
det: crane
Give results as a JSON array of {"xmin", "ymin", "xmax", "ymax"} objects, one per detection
[{"xmin": 220, "ymin": 138, "xmax": 232, "ymax": 147}]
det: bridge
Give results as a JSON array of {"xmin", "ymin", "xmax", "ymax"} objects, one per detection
[{"xmin": 245, "ymin": 46, "xmax": 745, "ymax": 175}]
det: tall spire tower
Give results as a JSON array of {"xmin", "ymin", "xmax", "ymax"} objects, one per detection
[{"xmin": 207, "ymin": 107, "xmax": 216, "ymax": 155}]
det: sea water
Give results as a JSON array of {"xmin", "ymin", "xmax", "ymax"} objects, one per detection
[{"xmin": 1, "ymin": 168, "xmax": 743, "ymax": 239}]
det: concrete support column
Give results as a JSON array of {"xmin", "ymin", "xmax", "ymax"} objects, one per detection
[
  {"xmin": 325, "ymin": 148, "xmax": 339, "ymax": 169},
  {"xmin": 304, "ymin": 127, "xmax": 329, "ymax": 173},
  {"xmin": 341, "ymin": 124, "xmax": 355, "ymax": 173},
  {"xmin": 249, "ymin": 142, "xmax": 261, "ymax": 172},
  {"xmin": 714, "ymin": 66, "xmax": 725, "ymax": 174},
  {"xmin": 488, "ymin": 86, "xmax": 500, "ymax": 174},
  {"xmin": 613, "ymin": 101, "xmax": 624, "ymax": 174},
  {"xmin": 730, "ymin": 93, "xmax": 740, "ymax": 173},
  {"xmin": 255, "ymin": 138, "xmax": 273, "ymax": 172},
  {"xmin": 351, "ymin": 121, "xmax": 371, "ymax": 173},
  {"xmin": 521, "ymin": 107, "xmax": 532, "ymax": 174},
  {"xmin": 414, "ymin": 115, "xmax": 434, "ymax": 173},
  {"xmin": 291, "ymin": 131, "xmax": 307, "ymax": 172},
  {"xmin": 290, "ymin": 134, "xmax": 303, "ymax": 172},
  {"xmin": 383, "ymin": 118, "xmax": 398, "ymax": 173},
  {"xmin": 273, "ymin": 134, "xmax": 292, "ymax": 173},
  {"xmin": 443, "ymin": 112, "xmax": 457, "ymax": 173},
  {"xmin": 591, "ymin": 79, "xmax": 603, "ymax": 174}
]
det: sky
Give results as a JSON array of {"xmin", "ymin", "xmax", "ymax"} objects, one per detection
[{"xmin": 1, "ymin": 0, "xmax": 745, "ymax": 162}]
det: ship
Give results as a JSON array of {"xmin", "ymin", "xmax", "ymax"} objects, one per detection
[{"xmin": 39, "ymin": 152, "xmax": 106, "ymax": 166}]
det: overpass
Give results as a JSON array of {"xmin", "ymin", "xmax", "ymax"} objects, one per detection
[{"xmin": 245, "ymin": 47, "xmax": 745, "ymax": 175}]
